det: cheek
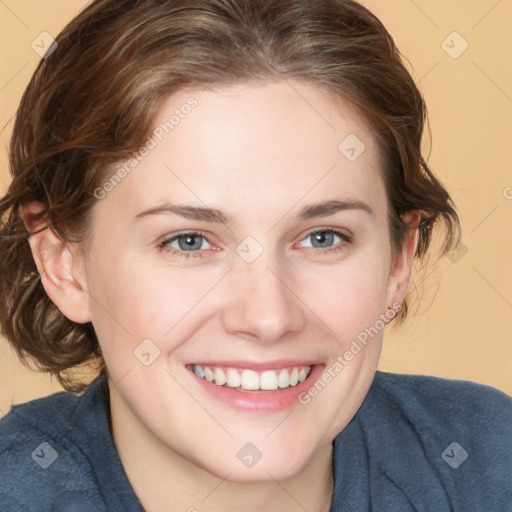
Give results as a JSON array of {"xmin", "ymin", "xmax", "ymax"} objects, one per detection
[
  {"xmin": 298, "ymin": 251, "xmax": 390, "ymax": 331},
  {"xmin": 85, "ymin": 256, "xmax": 228, "ymax": 357}
]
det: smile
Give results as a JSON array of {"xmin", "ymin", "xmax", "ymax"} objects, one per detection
[
  {"xmin": 187, "ymin": 361, "xmax": 325, "ymax": 411},
  {"xmin": 191, "ymin": 364, "xmax": 312, "ymax": 392}
]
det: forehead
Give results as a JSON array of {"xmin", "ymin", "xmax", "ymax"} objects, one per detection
[{"xmin": 98, "ymin": 80, "xmax": 386, "ymax": 224}]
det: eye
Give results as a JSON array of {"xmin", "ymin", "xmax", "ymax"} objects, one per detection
[
  {"xmin": 158, "ymin": 228, "xmax": 351, "ymax": 260},
  {"xmin": 298, "ymin": 228, "xmax": 351, "ymax": 253},
  {"xmin": 159, "ymin": 232, "xmax": 212, "ymax": 259}
]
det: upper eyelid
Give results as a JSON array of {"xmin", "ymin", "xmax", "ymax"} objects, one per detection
[
  {"xmin": 295, "ymin": 228, "xmax": 351, "ymax": 249},
  {"xmin": 302, "ymin": 227, "xmax": 351, "ymax": 239},
  {"xmin": 161, "ymin": 231, "xmax": 213, "ymax": 247}
]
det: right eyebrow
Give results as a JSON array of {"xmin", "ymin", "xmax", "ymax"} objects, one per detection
[{"xmin": 134, "ymin": 204, "xmax": 232, "ymax": 225}]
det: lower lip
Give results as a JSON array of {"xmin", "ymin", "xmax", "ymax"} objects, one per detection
[{"xmin": 189, "ymin": 364, "xmax": 325, "ymax": 412}]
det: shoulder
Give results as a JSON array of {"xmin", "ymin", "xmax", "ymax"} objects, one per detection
[
  {"xmin": 0, "ymin": 379, "xmax": 109, "ymax": 511},
  {"xmin": 0, "ymin": 389, "xmax": 81, "ymax": 479},
  {"xmin": 371, "ymin": 369, "xmax": 512, "ymax": 411},
  {"xmin": 354, "ymin": 371, "xmax": 512, "ymax": 509},
  {"xmin": 366, "ymin": 371, "xmax": 512, "ymax": 465},
  {"xmin": 369, "ymin": 370, "xmax": 512, "ymax": 435},
  {"xmin": 0, "ymin": 387, "xmax": 82, "ymax": 444}
]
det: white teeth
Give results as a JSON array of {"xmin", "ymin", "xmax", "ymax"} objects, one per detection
[
  {"xmin": 226, "ymin": 368, "xmax": 241, "ymax": 388},
  {"xmin": 240, "ymin": 369, "xmax": 260, "ymax": 390},
  {"xmin": 191, "ymin": 364, "xmax": 312, "ymax": 391},
  {"xmin": 214, "ymin": 367, "xmax": 227, "ymax": 386},
  {"xmin": 277, "ymin": 369, "xmax": 290, "ymax": 388},
  {"xmin": 289, "ymin": 367, "xmax": 299, "ymax": 386},
  {"xmin": 260, "ymin": 370, "xmax": 278, "ymax": 390},
  {"xmin": 204, "ymin": 366, "xmax": 214, "ymax": 383}
]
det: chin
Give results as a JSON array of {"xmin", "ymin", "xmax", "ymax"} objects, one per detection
[
  {"xmin": 221, "ymin": 460, "xmax": 308, "ymax": 485},
  {"xmin": 197, "ymin": 441, "xmax": 316, "ymax": 484}
]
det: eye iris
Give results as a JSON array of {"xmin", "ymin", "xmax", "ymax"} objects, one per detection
[
  {"xmin": 178, "ymin": 234, "xmax": 202, "ymax": 251},
  {"xmin": 312, "ymin": 231, "xmax": 334, "ymax": 248}
]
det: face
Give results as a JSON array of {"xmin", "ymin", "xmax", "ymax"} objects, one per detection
[{"xmin": 68, "ymin": 80, "xmax": 414, "ymax": 482}]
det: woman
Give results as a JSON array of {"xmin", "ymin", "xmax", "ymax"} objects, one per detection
[{"xmin": 0, "ymin": 0, "xmax": 510, "ymax": 510}]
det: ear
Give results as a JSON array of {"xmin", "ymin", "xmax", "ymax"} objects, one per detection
[
  {"xmin": 21, "ymin": 201, "xmax": 92, "ymax": 324},
  {"xmin": 385, "ymin": 210, "xmax": 421, "ymax": 309}
]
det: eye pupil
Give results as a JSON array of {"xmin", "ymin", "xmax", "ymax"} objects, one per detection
[
  {"xmin": 312, "ymin": 231, "xmax": 334, "ymax": 248},
  {"xmin": 179, "ymin": 234, "xmax": 202, "ymax": 251}
]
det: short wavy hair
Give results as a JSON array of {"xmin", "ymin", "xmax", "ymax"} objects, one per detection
[{"xmin": 0, "ymin": 0, "xmax": 460, "ymax": 392}]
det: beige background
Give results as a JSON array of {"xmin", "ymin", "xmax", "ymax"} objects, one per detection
[{"xmin": 1, "ymin": 0, "xmax": 511, "ymax": 417}]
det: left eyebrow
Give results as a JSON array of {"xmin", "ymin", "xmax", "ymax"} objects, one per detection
[{"xmin": 298, "ymin": 199, "xmax": 374, "ymax": 219}]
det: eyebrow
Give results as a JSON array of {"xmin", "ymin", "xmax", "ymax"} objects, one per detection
[{"xmin": 133, "ymin": 199, "xmax": 373, "ymax": 224}]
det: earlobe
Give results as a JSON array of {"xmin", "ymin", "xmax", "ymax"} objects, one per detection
[
  {"xmin": 385, "ymin": 210, "xmax": 421, "ymax": 308},
  {"xmin": 22, "ymin": 201, "xmax": 92, "ymax": 324}
]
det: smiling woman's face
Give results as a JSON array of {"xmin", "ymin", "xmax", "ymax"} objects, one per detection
[{"xmin": 73, "ymin": 80, "xmax": 417, "ymax": 483}]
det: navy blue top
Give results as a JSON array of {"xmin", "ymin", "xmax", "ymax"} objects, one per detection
[{"xmin": 1, "ymin": 371, "xmax": 511, "ymax": 511}]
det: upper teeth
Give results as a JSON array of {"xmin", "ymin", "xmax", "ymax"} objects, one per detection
[{"xmin": 192, "ymin": 364, "xmax": 311, "ymax": 391}]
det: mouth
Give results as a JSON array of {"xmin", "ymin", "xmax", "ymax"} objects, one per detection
[
  {"xmin": 188, "ymin": 364, "xmax": 312, "ymax": 393},
  {"xmin": 186, "ymin": 361, "xmax": 324, "ymax": 412}
]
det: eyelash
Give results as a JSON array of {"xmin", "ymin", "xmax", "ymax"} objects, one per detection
[{"xmin": 158, "ymin": 228, "xmax": 352, "ymax": 260}]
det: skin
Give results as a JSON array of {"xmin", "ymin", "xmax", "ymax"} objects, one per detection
[{"xmin": 24, "ymin": 80, "xmax": 419, "ymax": 512}]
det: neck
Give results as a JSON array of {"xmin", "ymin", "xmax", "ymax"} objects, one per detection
[{"xmin": 109, "ymin": 388, "xmax": 334, "ymax": 512}]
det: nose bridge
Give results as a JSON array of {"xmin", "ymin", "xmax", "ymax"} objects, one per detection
[{"xmin": 221, "ymin": 250, "xmax": 306, "ymax": 343}]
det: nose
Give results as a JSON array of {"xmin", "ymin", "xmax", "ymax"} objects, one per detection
[{"xmin": 220, "ymin": 254, "xmax": 307, "ymax": 345}]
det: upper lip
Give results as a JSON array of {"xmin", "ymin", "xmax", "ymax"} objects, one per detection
[{"xmin": 187, "ymin": 359, "xmax": 322, "ymax": 371}]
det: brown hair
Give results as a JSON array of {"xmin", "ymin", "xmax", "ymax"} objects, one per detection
[{"xmin": 0, "ymin": 0, "xmax": 460, "ymax": 392}]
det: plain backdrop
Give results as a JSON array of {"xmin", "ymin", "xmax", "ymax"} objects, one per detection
[{"xmin": 0, "ymin": 0, "xmax": 511, "ymax": 416}]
